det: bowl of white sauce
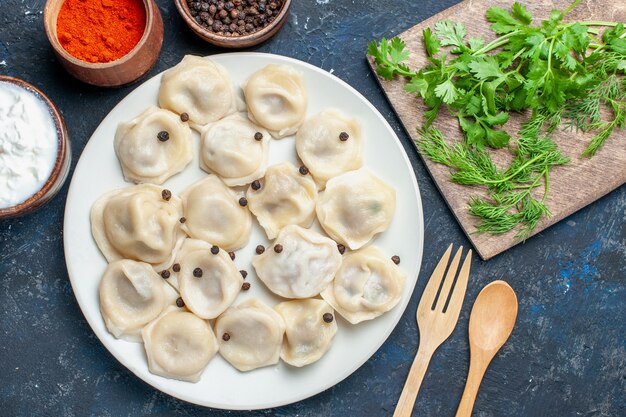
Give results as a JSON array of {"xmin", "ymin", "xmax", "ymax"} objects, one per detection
[{"xmin": 0, "ymin": 76, "xmax": 71, "ymax": 219}]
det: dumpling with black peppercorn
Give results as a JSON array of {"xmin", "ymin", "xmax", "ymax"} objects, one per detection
[
  {"xmin": 214, "ymin": 298, "xmax": 286, "ymax": 372},
  {"xmin": 274, "ymin": 299, "xmax": 338, "ymax": 367},
  {"xmin": 99, "ymin": 259, "xmax": 178, "ymax": 342},
  {"xmin": 168, "ymin": 239, "xmax": 243, "ymax": 319},
  {"xmin": 321, "ymin": 245, "xmax": 406, "ymax": 324},
  {"xmin": 246, "ymin": 162, "xmax": 317, "ymax": 240},
  {"xmin": 180, "ymin": 175, "xmax": 251, "ymax": 251},
  {"xmin": 91, "ymin": 184, "xmax": 186, "ymax": 271},
  {"xmin": 243, "ymin": 64, "xmax": 307, "ymax": 138},
  {"xmin": 252, "ymin": 225, "xmax": 342, "ymax": 299},
  {"xmin": 295, "ymin": 109, "xmax": 363, "ymax": 188},
  {"xmin": 316, "ymin": 168, "xmax": 396, "ymax": 250},
  {"xmin": 200, "ymin": 114, "xmax": 270, "ymax": 186},
  {"xmin": 142, "ymin": 306, "xmax": 219, "ymax": 382},
  {"xmin": 159, "ymin": 55, "xmax": 238, "ymax": 126},
  {"xmin": 114, "ymin": 106, "xmax": 193, "ymax": 185}
]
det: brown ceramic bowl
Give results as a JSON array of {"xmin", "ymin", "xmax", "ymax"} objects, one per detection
[
  {"xmin": 43, "ymin": 0, "xmax": 164, "ymax": 87},
  {"xmin": 0, "ymin": 76, "xmax": 71, "ymax": 219},
  {"xmin": 174, "ymin": 0, "xmax": 291, "ymax": 48}
]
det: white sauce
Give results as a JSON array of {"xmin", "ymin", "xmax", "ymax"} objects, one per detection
[{"xmin": 0, "ymin": 81, "xmax": 58, "ymax": 209}]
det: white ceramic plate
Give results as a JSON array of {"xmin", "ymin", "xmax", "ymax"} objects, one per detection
[{"xmin": 63, "ymin": 53, "xmax": 424, "ymax": 410}]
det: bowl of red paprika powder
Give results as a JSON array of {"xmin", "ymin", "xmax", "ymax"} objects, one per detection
[{"xmin": 43, "ymin": 0, "xmax": 164, "ymax": 87}]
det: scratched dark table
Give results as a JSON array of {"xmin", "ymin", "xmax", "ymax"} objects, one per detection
[{"xmin": 1, "ymin": 0, "xmax": 625, "ymax": 416}]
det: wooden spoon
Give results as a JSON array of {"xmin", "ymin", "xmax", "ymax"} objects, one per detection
[{"xmin": 455, "ymin": 280, "xmax": 518, "ymax": 417}]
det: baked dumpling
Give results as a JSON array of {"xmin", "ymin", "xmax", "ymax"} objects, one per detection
[
  {"xmin": 114, "ymin": 106, "xmax": 193, "ymax": 184},
  {"xmin": 295, "ymin": 109, "xmax": 363, "ymax": 187},
  {"xmin": 243, "ymin": 64, "xmax": 307, "ymax": 138},
  {"xmin": 252, "ymin": 225, "xmax": 342, "ymax": 299},
  {"xmin": 166, "ymin": 239, "xmax": 242, "ymax": 319},
  {"xmin": 91, "ymin": 184, "xmax": 186, "ymax": 271},
  {"xmin": 159, "ymin": 55, "xmax": 237, "ymax": 126},
  {"xmin": 99, "ymin": 259, "xmax": 175, "ymax": 342},
  {"xmin": 214, "ymin": 298, "xmax": 285, "ymax": 372},
  {"xmin": 246, "ymin": 162, "xmax": 317, "ymax": 240},
  {"xmin": 321, "ymin": 245, "xmax": 405, "ymax": 324},
  {"xmin": 180, "ymin": 176, "xmax": 251, "ymax": 251},
  {"xmin": 200, "ymin": 114, "xmax": 270, "ymax": 186},
  {"xmin": 274, "ymin": 299, "xmax": 337, "ymax": 367},
  {"xmin": 142, "ymin": 306, "xmax": 219, "ymax": 382},
  {"xmin": 317, "ymin": 169, "xmax": 396, "ymax": 250}
]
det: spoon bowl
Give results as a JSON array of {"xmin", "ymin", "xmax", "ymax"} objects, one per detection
[{"xmin": 469, "ymin": 281, "xmax": 518, "ymax": 353}]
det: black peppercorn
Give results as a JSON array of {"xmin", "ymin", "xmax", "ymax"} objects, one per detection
[
  {"xmin": 161, "ymin": 270, "xmax": 171, "ymax": 279},
  {"xmin": 299, "ymin": 165, "xmax": 309, "ymax": 175},
  {"xmin": 157, "ymin": 131, "xmax": 170, "ymax": 142},
  {"xmin": 323, "ymin": 313, "xmax": 334, "ymax": 323},
  {"xmin": 180, "ymin": 112, "xmax": 189, "ymax": 122},
  {"xmin": 193, "ymin": 267, "xmax": 203, "ymax": 277},
  {"xmin": 391, "ymin": 255, "xmax": 401, "ymax": 265},
  {"xmin": 172, "ymin": 263, "xmax": 181, "ymax": 272},
  {"xmin": 337, "ymin": 244, "xmax": 346, "ymax": 255},
  {"xmin": 239, "ymin": 197, "xmax": 248, "ymax": 207},
  {"xmin": 242, "ymin": 282, "xmax": 251, "ymax": 291},
  {"xmin": 222, "ymin": 332, "xmax": 231, "ymax": 341},
  {"xmin": 339, "ymin": 131, "xmax": 349, "ymax": 141},
  {"xmin": 176, "ymin": 297, "xmax": 185, "ymax": 308},
  {"xmin": 179, "ymin": 217, "xmax": 187, "ymax": 223},
  {"xmin": 161, "ymin": 189, "xmax": 172, "ymax": 201},
  {"xmin": 255, "ymin": 245, "xmax": 265, "ymax": 254},
  {"xmin": 211, "ymin": 245, "xmax": 220, "ymax": 255},
  {"xmin": 274, "ymin": 244, "xmax": 283, "ymax": 253},
  {"xmin": 229, "ymin": 251, "xmax": 236, "ymax": 260},
  {"xmin": 254, "ymin": 131, "xmax": 263, "ymax": 141},
  {"xmin": 240, "ymin": 269, "xmax": 248, "ymax": 278},
  {"xmin": 251, "ymin": 180, "xmax": 261, "ymax": 190}
]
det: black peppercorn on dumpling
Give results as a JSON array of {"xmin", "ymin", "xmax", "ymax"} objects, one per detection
[{"xmin": 114, "ymin": 106, "xmax": 193, "ymax": 185}]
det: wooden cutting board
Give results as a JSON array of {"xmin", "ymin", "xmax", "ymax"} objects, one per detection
[{"xmin": 368, "ymin": 0, "xmax": 626, "ymax": 260}]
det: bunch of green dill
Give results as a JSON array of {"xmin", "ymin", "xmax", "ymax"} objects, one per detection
[{"xmin": 368, "ymin": 0, "xmax": 626, "ymax": 238}]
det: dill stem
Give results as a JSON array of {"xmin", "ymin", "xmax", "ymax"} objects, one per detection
[
  {"xmin": 479, "ymin": 153, "xmax": 545, "ymax": 185},
  {"xmin": 542, "ymin": 168, "xmax": 550, "ymax": 203}
]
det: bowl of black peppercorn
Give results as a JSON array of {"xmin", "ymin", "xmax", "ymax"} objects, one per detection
[{"xmin": 175, "ymin": 0, "xmax": 291, "ymax": 48}]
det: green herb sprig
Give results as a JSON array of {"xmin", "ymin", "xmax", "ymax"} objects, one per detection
[{"xmin": 368, "ymin": 0, "xmax": 625, "ymax": 238}]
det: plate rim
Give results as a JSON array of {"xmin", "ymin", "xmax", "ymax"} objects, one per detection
[{"xmin": 63, "ymin": 51, "xmax": 425, "ymax": 410}]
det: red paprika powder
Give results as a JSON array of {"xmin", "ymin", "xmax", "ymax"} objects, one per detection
[{"xmin": 57, "ymin": 0, "xmax": 147, "ymax": 64}]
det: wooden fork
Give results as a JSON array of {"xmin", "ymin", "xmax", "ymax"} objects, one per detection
[{"xmin": 393, "ymin": 244, "xmax": 472, "ymax": 417}]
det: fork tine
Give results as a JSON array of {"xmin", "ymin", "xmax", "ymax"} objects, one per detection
[
  {"xmin": 443, "ymin": 250, "xmax": 472, "ymax": 319},
  {"xmin": 434, "ymin": 246, "xmax": 464, "ymax": 312},
  {"xmin": 417, "ymin": 244, "xmax": 453, "ymax": 314}
]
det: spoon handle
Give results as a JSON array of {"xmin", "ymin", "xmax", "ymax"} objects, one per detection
[
  {"xmin": 393, "ymin": 346, "xmax": 434, "ymax": 417},
  {"xmin": 455, "ymin": 357, "xmax": 488, "ymax": 417}
]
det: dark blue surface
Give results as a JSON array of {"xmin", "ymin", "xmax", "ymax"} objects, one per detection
[{"xmin": 1, "ymin": 1, "xmax": 624, "ymax": 416}]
